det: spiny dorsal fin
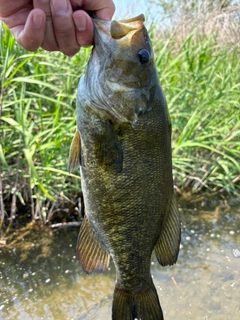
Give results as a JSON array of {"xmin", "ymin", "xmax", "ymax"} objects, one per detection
[
  {"xmin": 77, "ymin": 216, "xmax": 110, "ymax": 274},
  {"xmin": 154, "ymin": 192, "xmax": 181, "ymax": 266},
  {"xmin": 68, "ymin": 130, "xmax": 81, "ymax": 173}
]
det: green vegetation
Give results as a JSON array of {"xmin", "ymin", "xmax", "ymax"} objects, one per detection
[
  {"xmin": 0, "ymin": 23, "xmax": 89, "ymax": 225},
  {"xmin": 0, "ymin": 3, "xmax": 239, "ymax": 227},
  {"xmin": 157, "ymin": 36, "xmax": 240, "ymax": 194}
]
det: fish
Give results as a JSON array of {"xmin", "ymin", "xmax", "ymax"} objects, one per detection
[{"xmin": 68, "ymin": 13, "xmax": 181, "ymax": 320}]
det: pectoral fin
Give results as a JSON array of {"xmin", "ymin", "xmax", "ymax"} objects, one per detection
[
  {"xmin": 77, "ymin": 216, "xmax": 110, "ymax": 274},
  {"xmin": 68, "ymin": 130, "xmax": 81, "ymax": 173},
  {"xmin": 94, "ymin": 120, "xmax": 123, "ymax": 173},
  {"xmin": 154, "ymin": 192, "xmax": 181, "ymax": 266}
]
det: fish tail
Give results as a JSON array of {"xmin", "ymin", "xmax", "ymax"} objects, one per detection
[{"xmin": 112, "ymin": 282, "xmax": 164, "ymax": 320}]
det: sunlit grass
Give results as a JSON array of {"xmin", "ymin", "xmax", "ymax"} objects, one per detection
[
  {"xmin": 0, "ymin": 14, "xmax": 239, "ymax": 225},
  {"xmin": 0, "ymin": 23, "xmax": 90, "ymax": 223},
  {"xmin": 154, "ymin": 35, "xmax": 240, "ymax": 193}
]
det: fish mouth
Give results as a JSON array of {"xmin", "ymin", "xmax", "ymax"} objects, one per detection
[
  {"xmin": 92, "ymin": 14, "xmax": 145, "ymax": 41},
  {"xmin": 110, "ymin": 14, "xmax": 145, "ymax": 40}
]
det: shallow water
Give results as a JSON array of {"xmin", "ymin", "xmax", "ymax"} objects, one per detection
[{"xmin": 0, "ymin": 200, "xmax": 239, "ymax": 320}]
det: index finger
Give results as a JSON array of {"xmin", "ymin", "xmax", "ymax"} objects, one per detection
[{"xmin": 70, "ymin": 0, "xmax": 115, "ymax": 20}]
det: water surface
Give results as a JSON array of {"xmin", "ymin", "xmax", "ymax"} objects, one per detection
[{"xmin": 0, "ymin": 199, "xmax": 239, "ymax": 320}]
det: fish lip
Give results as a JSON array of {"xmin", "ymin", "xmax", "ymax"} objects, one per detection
[
  {"xmin": 110, "ymin": 15, "xmax": 145, "ymax": 40},
  {"xmin": 118, "ymin": 14, "xmax": 145, "ymax": 24},
  {"xmin": 92, "ymin": 14, "xmax": 145, "ymax": 40},
  {"xmin": 92, "ymin": 13, "xmax": 145, "ymax": 25}
]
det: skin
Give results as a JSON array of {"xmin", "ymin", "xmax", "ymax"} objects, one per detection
[{"xmin": 0, "ymin": 0, "xmax": 115, "ymax": 56}]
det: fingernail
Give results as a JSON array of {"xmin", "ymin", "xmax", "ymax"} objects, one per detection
[
  {"xmin": 51, "ymin": 0, "xmax": 68, "ymax": 15},
  {"xmin": 33, "ymin": 12, "xmax": 44, "ymax": 28},
  {"xmin": 74, "ymin": 17, "xmax": 86, "ymax": 31}
]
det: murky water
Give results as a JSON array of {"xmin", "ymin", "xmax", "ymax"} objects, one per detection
[{"xmin": 0, "ymin": 199, "xmax": 239, "ymax": 320}]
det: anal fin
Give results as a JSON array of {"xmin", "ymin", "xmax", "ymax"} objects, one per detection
[
  {"xmin": 154, "ymin": 192, "xmax": 181, "ymax": 266},
  {"xmin": 77, "ymin": 216, "xmax": 110, "ymax": 274},
  {"xmin": 68, "ymin": 130, "xmax": 81, "ymax": 173}
]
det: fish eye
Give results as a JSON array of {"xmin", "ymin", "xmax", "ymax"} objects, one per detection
[{"xmin": 137, "ymin": 49, "xmax": 150, "ymax": 64}]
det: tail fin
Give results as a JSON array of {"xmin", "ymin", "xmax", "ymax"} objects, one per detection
[{"xmin": 112, "ymin": 282, "xmax": 164, "ymax": 320}]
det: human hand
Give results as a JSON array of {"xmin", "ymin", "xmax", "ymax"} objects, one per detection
[{"xmin": 0, "ymin": 0, "xmax": 115, "ymax": 56}]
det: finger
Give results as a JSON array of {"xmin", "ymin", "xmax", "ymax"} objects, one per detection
[
  {"xmin": 8, "ymin": 9, "xmax": 46, "ymax": 52},
  {"xmin": 70, "ymin": 0, "xmax": 115, "ymax": 20},
  {"xmin": 50, "ymin": 0, "xmax": 80, "ymax": 56},
  {"xmin": 73, "ymin": 10, "xmax": 94, "ymax": 47},
  {"xmin": 33, "ymin": 0, "xmax": 58, "ymax": 52},
  {"xmin": 0, "ymin": 1, "xmax": 32, "ymax": 17}
]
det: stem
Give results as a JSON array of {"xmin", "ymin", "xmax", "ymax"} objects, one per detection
[{"xmin": 0, "ymin": 60, "xmax": 5, "ymax": 228}]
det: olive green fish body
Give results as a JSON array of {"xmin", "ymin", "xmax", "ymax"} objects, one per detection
[{"xmin": 69, "ymin": 14, "xmax": 181, "ymax": 320}]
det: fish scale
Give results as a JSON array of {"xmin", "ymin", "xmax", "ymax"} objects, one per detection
[{"xmin": 68, "ymin": 13, "xmax": 181, "ymax": 320}]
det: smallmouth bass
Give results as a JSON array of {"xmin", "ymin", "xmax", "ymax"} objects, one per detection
[{"xmin": 69, "ymin": 14, "xmax": 181, "ymax": 320}]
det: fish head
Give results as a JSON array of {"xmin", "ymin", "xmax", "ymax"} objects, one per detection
[{"xmin": 87, "ymin": 14, "xmax": 157, "ymax": 126}]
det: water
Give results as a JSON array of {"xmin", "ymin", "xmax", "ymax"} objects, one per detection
[{"xmin": 0, "ymin": 199, "xmax": 239, "ymax": 320}]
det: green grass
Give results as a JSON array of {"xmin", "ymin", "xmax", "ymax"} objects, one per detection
[
  {"xmin": 155, "ymin": 35, "xmax": 240, "ymax": 194},
  {"xmin": 0, "ymin": 22, "xmax": 239, "ymax": 226},
  {"xmin": 0, "ymin": 23, "xmax": 90, "ymax": 224}
]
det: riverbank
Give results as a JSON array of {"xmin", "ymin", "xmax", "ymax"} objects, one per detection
[{"xmin": 0, "ymin": 2, "xmax": 239, "ymax": 229}]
